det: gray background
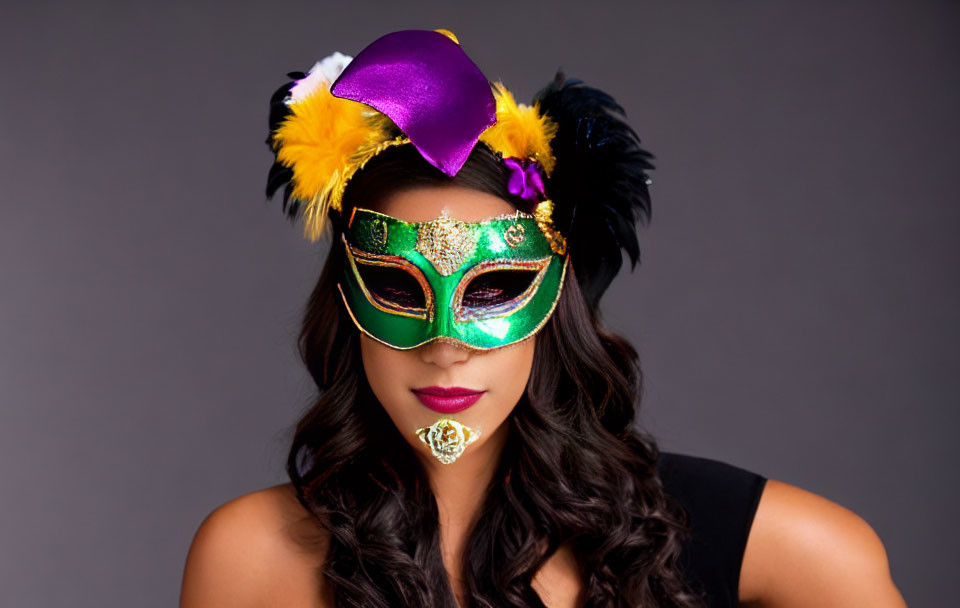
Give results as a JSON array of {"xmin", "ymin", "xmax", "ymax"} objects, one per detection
[{"xmin": 1, "ymin": 1, "xmax": 956, "ymax": 605}]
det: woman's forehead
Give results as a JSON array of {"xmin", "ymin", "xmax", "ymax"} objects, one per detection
[{"xmin": 374, "ymin": 185, "xmax": 515, "ymax": 224}]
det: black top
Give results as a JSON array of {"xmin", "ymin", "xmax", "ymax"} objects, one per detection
[{"xmin": 657, "ymin": 452, "xmax": 768, "ymax": 607}]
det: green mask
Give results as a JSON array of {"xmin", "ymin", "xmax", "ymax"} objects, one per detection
[{"xmin": 337, "ymin": 207, "xmax": 568, "ymax": 350}]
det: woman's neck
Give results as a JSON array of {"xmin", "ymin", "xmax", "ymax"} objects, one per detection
[{"xmin": 415, "ymin": 421, "xmax": 510, "ymax": 601}]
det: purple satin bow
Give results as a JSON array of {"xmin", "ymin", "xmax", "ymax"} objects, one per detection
[
  {"xmin": 330, "ymin": 30, "xmax": 495, "ymax": 177},
  {"xmin": 504, "ymin": 157, "xmax": 546, "ymax": 202}
]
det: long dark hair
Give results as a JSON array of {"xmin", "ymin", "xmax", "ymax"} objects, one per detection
[{"xmin": 285, "ymin": 144, "xmax": 704, "ymax": 607}]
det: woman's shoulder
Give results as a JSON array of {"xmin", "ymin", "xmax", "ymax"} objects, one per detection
[
  {"xmin": 742, "ymin": 476, "xmax": 906, "ymax": 606},
  {"xmin": 179, "ymin": 483, "xmax": 331, "ymax": 608},
  {"xmin": 657, "ymin": 451, "xmax": 905, "ymax": 606}
]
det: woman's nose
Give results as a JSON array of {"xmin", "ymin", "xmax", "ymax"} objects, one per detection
[{"xmin": 418, "ymin": 338, "xmax": 473, "ymax": 367}]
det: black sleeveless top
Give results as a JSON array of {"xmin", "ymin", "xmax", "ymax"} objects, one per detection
[{"xmin": 657, "ymin": 452, "xmax": 768, "ymax": 607}]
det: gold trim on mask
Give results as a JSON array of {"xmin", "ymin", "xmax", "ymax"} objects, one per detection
[
  {"xmin": 477, "ymin": 209, "xmax": 537, "ymax": 224},
  {"xmin": 342, "ymin": 234, "xmax": 435, "ymax": 322},
  {"xmin": 452, "ymin": 256, "xmax": 553, "ymax": 323}
]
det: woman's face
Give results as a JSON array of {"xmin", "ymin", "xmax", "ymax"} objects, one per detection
[{"xmin": 358, "ymin": 185, "xmax": 535, "ymax": 465}]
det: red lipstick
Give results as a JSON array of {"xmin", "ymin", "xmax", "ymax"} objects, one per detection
[{"xmin": 411, "ymin": 385, "xmax": 485, "ymax": 414}]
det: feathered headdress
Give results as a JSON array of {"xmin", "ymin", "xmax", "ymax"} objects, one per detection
[
  {"xmin": 265, "ymin": 29, "xmax": 654, "ymax": 309},
  {"xmin": 533, "ymin": 72, "xmax": 654, "ymax": 310}
]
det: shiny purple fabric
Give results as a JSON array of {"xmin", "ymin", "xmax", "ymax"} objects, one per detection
[
  {"xmin": 503, "ymin": 157, "xmax": 546, "ymax": 201},
  {"xmin": 330, "ymin": 30, "xmax": 496, "ymax": 176}
]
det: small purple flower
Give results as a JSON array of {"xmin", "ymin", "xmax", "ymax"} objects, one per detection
[{"xmin": 503, "ymin": 157, "xmax": 546, "ymax": 203}]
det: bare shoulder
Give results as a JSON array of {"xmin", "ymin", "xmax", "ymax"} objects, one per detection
[
  {"xmin": 179, "ymin": 483, "xmax": 332, "ymax": 608},
  {"xmin": 739, "ymin": 479, "xmax": 907, "ymax": 607}
]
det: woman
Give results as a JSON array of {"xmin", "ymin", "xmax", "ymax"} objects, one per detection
[{"xmin": 180, "ymin": 30, "xmax": 907, "ymax": 607}]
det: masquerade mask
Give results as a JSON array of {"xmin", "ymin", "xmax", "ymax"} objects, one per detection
[{"xmin": 338, "ymin": 206, "xmax": 568, "ymax": 351}]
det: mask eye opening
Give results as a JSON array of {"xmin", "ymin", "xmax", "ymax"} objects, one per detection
[
  {"xmin": 453, "ymin": 257, "xmax": 552, "ymax": 323},
  {"xmin": 343, "ymin": 236, "xmax": 435, "ymax": 322}
]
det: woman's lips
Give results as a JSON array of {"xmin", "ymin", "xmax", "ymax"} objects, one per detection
[{"xmin": 411, "ymin": 385, "xmax": 486, "ymax": 414}]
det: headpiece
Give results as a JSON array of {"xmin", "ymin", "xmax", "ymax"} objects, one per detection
[{"xmin": 265, "ymin": 28, "xmax": 654, "ymax": 352}]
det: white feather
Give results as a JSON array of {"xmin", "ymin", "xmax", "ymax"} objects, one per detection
[{"xmin": 287, "ymin": 51, "xmax": 354, "ymax": 104}]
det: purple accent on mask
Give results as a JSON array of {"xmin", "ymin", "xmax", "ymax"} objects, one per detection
[
  {"xmin": 330, "ymin": 30, "xmax": 496, "ymax": 177},
  {"xmin": 504, "ymin": 157, "xmax": 546, "ymax": 201}
]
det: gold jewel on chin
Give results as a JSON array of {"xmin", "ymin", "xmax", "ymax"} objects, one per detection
[{"xmin": 415, "ymin": 418, "xmax": 480, "ymax": 464}]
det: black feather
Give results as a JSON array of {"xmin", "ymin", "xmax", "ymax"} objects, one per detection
[
  {"xmin": 266, "ymin": 163, "xmax": 293, "ymax": 198},
  {"xmin": 267, "ymin": 76, "xmax": 299, "ymax": 138},
  {"xmin": 265, "ymin": 74, "xmax": 304, "ymax": 227},
  {"xmin": 283, "ymin": 182, "xmax": 299, "ymax": 218},
  {"xmin": 533, "ymin": 71, "xmax": 655, "ymax": 311}
]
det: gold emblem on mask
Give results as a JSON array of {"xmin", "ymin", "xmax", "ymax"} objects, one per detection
[
  {"xmin": 504, "ymin": 223, "xmax": 525, "ymax": 247},
  {"xmin": 415, "ymin": 418, "xmax": 480, "ymax": 464},
  {"xmin": 416, "ymin": 213, "xmax": 478, "ymax": 276},
  {"xmin": 369, "ymin": 217, "xmax": 388, "ymax": 251}
]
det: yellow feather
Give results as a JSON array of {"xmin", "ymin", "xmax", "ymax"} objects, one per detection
[
  {"xmin": 479, "ymin": 82, "xmax": 558, "ymax": 176},
  {"xmin": 272, "ymin": 85, "xmax": 379, "ymax": 240},
  {"xmin": 301, "ymin": 134, "xmax": 409, "ymax": 241}
]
